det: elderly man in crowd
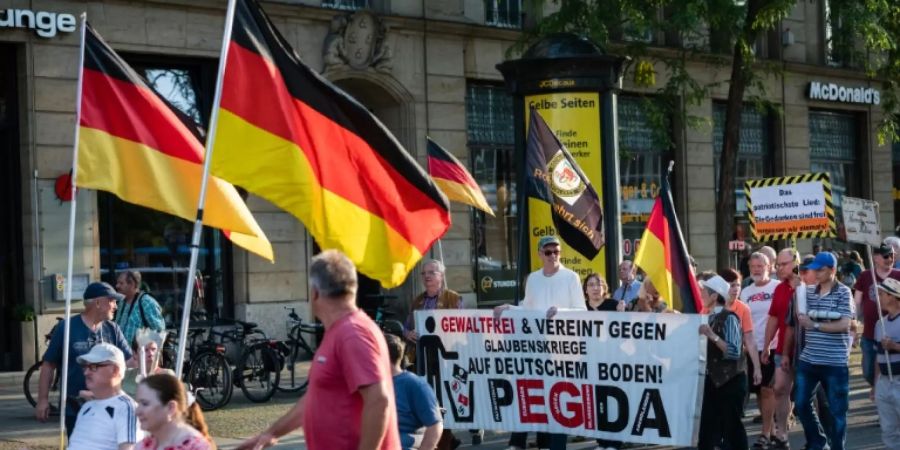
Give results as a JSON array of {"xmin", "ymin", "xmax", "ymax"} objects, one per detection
[
  {"xmin": 612, "ymin": 260, "xmax": 642, "ymax": 303},
  {"xmin": 36, "ymin": 282, "xmax": 133, "ymax": 436},
  {"xmin": 238, "ymin": 250, "xmax": 400, "ymax": 450},
  {"xmin": 495, "ymin": 235, "xmax": 585, "ymax": 450},
  {"xmin": 67, "ymin": 343, "xmax": 143, "ymax": 450}
]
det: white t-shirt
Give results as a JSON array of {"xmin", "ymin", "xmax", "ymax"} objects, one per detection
[
  {"xmin": 68, "ymin": 393, "xmax": 143, "ymax": 450},
  {"xmin": 518, "ymin": 266, "xmax": 587, "ymax": 312},
  {"xmin": 740, "ymin": 279, "xmax": 780, "ymax": 351}
]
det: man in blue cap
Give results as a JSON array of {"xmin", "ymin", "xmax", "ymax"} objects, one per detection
[
  {"xmin": 35, "ymin": 281, "xmax": 133, "ymax": 436},
  {"xmin": 794, "ymin": 252, "xmax": 853, "ymax": 450}
]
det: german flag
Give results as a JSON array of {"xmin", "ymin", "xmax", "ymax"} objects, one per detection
[
  {"xmin": 210, "ymin": 0, "xmax": 450, "ymax": 288},
  {"xmin": 77, "ymin": 24, "xmax": 273, "ymax": 261},
  {"xmin": 427, "ymin": 138, "xmax": 494, "ymax": 216},
  {"xmin": 633, "ymin": 168, "xmax": 702, "ymax": 313}
]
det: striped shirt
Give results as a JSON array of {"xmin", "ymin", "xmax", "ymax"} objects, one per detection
[
  {"xmin": 799, "ymin": 282, "xmax": 853, "ymax": 367},
  {"xmin": 709, "ymin": 306, "xmax": 743, "ymax": 360}
]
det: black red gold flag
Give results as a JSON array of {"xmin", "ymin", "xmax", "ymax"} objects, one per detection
[
  {"xmin": 427, "ymin": 138, "xmax": 494, "ymax": 216},
  {"xmin": 633, "ymin": 167, "xmax": 702, "ymax": 313},
  {"xmin": 210, "ymin": 0, "xmax": 451, "ymax": 287},
  {"xmin": 77, "ymin": 24, "xmax": 272, "ymax": 260}
]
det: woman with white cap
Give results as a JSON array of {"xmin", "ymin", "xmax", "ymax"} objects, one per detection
[
  {"xmin": 697, "ymin": 275, "xmax": 748, "ymax": 450},
  {"xmin": 874, "ymin": 278, "xmax": 900, "ymax": 449}
]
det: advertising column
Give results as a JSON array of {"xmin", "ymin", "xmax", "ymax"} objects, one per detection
[
  {"xmin": 498, "ymin": 34, "xmax": 626, "ymax": 287},
  {"xmin": 525, "ymin": 93, "xmax": 604, "ymax": 277}
]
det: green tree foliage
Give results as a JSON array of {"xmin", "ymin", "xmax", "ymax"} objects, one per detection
[{"xmin": 516, "ymin": 0, "xmax": 899, "ymax": 266}]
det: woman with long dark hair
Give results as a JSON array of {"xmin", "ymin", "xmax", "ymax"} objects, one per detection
[{"xmin": 135, "ymin": 373, "xmax": 214, "ymax": 450}]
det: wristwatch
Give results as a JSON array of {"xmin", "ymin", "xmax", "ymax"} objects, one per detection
[
  {"xmin": 813, "ymin": 322, "xmax": 821, "ymax": 330},
  {"xmin": 712, "ymin": 336, "xmax": 720, "ymax": 343}
]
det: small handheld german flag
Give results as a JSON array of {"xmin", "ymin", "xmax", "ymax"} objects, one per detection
[{"xmin": 426, "ymin": 138, "xmax": 494, "ymax": 216}]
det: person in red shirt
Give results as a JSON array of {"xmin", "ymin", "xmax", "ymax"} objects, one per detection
[
  {"xmin": 237, "ymin": 250, "xmax": 400, "ymax": 450},
  {"xmin": 853, "ymin": 243, "xmax": 900, "ymax": 398},
  {"xmin": 761, "ymin": 248, "xmax": 800, "ymax": 449}
]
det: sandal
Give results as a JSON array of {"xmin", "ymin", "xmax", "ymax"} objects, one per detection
[
  {"xmin": 752, "ymin": 435, "xmax": 771, "ymax": 450},
  {"xmin": 770, "ymin": 436, "xmax": 790, "ymax": 449}
]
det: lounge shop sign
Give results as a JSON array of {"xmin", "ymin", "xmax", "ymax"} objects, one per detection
[
  {"xmin": 808, "ymin": 81, "xmax": 881, "ymax": 106},
  {"xmin": 0, "ymin": 8, "xmax": 77, "ymax": 38}
]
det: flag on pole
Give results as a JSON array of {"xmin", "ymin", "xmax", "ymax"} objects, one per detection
[
  {"xmin": 77, "ymin": 24, "xmax": 273, "ymax": 261},
  {"xmin": 524, "ymin": 108, "xmax": 604, "ymax": 260},
  {"xmin": 633, "ymin": 166, "xmax": 702, "ymax": 313},
  {"xmin": 427, "ymin": 138, "xmax": 494, "ymax": 216},
  {"xmin": 209, "ymin": 0, "xmax": 451, "ymax": 288}
]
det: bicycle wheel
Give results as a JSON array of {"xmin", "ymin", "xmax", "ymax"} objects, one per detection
[
  {"xmin": 238, "ymin": 343, "xmax": 279, "ymax": 402},
  {"xmin": 187, "ymin": 352, "xmax": 233, "ymax": 411},
  {"xmin": 276, "ymin": 346, "xmax": 309, "ymax": 394}
]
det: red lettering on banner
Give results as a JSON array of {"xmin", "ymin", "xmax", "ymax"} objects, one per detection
[
  {"xmin": 582, "ymin": 384, "xmax": 595, "ymax": 430},
  {"xmin": 517, "ymin": 379, "xmax": 548, "ymax": 424},
  {"xmin": 549, "ymin": 382, "xmax": 583, "ymax": 428},
  {"xmin": 440, "ymin": 316, "xmax": 516, "ymax": 334}
]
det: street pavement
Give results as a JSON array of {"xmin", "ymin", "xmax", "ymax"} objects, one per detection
[{"xmin": 0, "ymin": 351, "xmax": 887, "ymax": 449}]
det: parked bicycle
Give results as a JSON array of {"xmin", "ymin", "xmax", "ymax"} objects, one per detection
[
  {"xmin": 209, "ymin": 318, "xmax": 281, "ymax": 403},
  {"xmin": 273, "ymin": 307, "xmax": 322, "ymax": 394},
  {"xmin": 23, "ymin": 318, "xmax": 62, "ymax": 414},
  {"xmin": 165, "ymin": 324, "xmax": 233, "ymax": 412}
]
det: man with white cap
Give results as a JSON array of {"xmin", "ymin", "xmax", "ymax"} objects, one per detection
[
  {"xmin": 494, "ymin": 235, "xmax": 586, "ymax": 450},
  {"xmin": 37, "ymin": 282, "xmax": 133, "ymax": 436},
  {"xmin": 874, "ymin": 277, "xmax": 900, "ymax": 449},
  {"xmin": 795, "ymin": 252, "xmax": 853, "ymax": 450},
  {"xmin": 68, "ymin": 343, "xmax": 143, "ymax": 450}
]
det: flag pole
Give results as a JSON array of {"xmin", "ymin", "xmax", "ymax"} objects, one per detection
[
  {"xmin": 58, "ymin": 13, "xmax": 88, "ymax": 448},
  {"xmin": 174, "ymin": 0, "xmax": 238, "ymax": 378}
]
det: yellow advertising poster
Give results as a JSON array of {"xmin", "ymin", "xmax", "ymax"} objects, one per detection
[{"xmin": 524, "ymin": 92, "xmax": 604, "ymax": 279}]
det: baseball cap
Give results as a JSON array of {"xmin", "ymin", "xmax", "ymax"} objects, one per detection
[
  {"xmin": 77, "ymin": 343, "xmax": 126, "ymax": 374},
  {"xmin": 83, "ymin": 282, "xmax": 124, "ymax": 302},
  {"xmin": 878, "ymin": 278, "xmax": 900, "ymax": 298},
  {"xmin": 805, "ymin": 252, "xmax": 837, "ymax": 270},
  {"xmin": 538, "ymin": 235, "xmax": 561, "ymax": 249},
  {"xmin": 700, "ymin": 275, "xmax": 730, "ymax": 300},
  {"xmin": 799, "ymin": 255, "xmax": 816, "ymax": 271},
  {"xmin": 875, "ymin": 243, "xmax": 895, "ymax": 257}
]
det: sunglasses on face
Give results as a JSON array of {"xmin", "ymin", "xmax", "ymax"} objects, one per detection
[
  {"xmin": 82, "ymin": 362, "xmax": 113, "ymax": 372},
  {"xmin": 543, "ymin": 250, "xmax": 560, "ymax": 256}
]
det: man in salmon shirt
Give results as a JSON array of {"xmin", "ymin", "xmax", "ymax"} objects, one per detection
[{"xmin": 237, "ymin": 250, "xmax": 400, "ymax": 450}]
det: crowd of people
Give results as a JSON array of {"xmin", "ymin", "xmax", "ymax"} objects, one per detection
[{"xmin": 30, "ymin": 237, "xmax": 900, "ymax": 450}]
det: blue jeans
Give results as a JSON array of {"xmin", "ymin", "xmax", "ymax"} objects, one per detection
[
  {"xmin": 861, "ymin": 338, "xmax": 877, "ymax": 386},
  {"xmin": 794, "ymin": 360, "xmax": 849, "ymax": 450}
]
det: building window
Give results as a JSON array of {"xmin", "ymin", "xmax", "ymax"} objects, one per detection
[
  {"xmin": 618, "ymin": 96, "xmax": 670, "ymax": 259},
  {"xmin": 713, "ymin": 103, "xmax": 773, "ymax": 240},
  {"xmin": 322, "ymin": 0, "xmax": 369, "ymax": 10},
  {"xmin": 467, "ymin": 84, "xmax": 516, "ymax": 306},
  {"xmin": 824, "ymin": 0, "xmax": 852, "ymax": 67},
  {"xmin": 485, "ymin": 0, "xmax": 521, "ymax": 28},
  {"xmin": 99, "ymin": 57, "xmax": 231, "ymax": 323},
  {"xmin": 809, "ymin": 110, "xmax": 860, "ymax": 247}
]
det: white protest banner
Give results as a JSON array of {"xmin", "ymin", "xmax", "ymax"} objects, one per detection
[
  {"xmin": 744, "ymin": 173, "xmax": 836, "ymax": 241},
  {"xmin": 414, "ymin": 309, "xmax": 705, "ymax": 446},
  {"xmin": 841, "ymin": 196, "xmax": 881, "ymax": 247}
]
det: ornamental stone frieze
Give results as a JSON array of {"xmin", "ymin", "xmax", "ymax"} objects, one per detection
[{"xmin": 323, "ymin": 10, "xmax": 392, "ymax": 74}]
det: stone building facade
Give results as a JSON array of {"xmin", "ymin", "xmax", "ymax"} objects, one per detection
[{"xmin": 0, "ymin": 0, "xmax": 893, "ymax": 370}]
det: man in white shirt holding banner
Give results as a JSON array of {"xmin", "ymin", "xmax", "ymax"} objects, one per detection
[{"xmin": 494, "ymin": 234, "xmax": 586, "ymax": 450}]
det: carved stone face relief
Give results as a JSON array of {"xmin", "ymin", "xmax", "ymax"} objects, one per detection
[{"xmin": 323, "ymin": 10, "xmax": 392, "ymax": 73}]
